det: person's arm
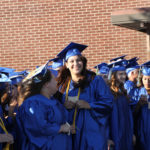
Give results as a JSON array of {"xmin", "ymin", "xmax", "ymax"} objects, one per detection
[
  {"xmin": 77, "ymin": 76, "xmax": 113, "ymax": 125},
  {"xmin": 88, "ymin": 76, "xmax": 113, "ymax": 117}
]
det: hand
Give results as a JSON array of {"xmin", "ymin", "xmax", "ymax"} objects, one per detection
[
  {"xmin": 10, "ymin": 100, "xmax": 17, "ymax": 107},
  {"xmin": 107, "ymin": 139, "xmax": 114, "ymax": 150},
  {"xmin": 133, "ymin": 135, "xmax": 136, "ymax": 145},
  {"xmin": 9, "ymin": 100, "xmax": 17, "ymax": 117},
  {"xmin": 64, "ymin": 101, "xmax": 76, "ymax": 109},
  {"xmin": 139, "ymin": 95, "xmax": 148, "ymax": 106},
  {"xmin": 59, "ymin": 123, "xmax": 75, "ymax": 134},
  {"xmin": 0, "ymin": 133, "xmax": 14, "ymax": 144},
  {"xmin": 76, "ymin": 100, "xmax": 91, "ymax": 109}
]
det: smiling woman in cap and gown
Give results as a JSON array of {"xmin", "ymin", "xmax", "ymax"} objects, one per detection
[
  {"xmin": 107, "ymin": 60, "xmax": 134, "ymax": 150},
  {"xmin": 57, "ymin": 42, "xmax": 113, "ymax": 150},
  {"xmin": 133, "ymin": 61, "xmax": 150, "ymax": 150},
  {"xmin": 15, "ymin": 62, "xmax": 73, "ymax": 150}
]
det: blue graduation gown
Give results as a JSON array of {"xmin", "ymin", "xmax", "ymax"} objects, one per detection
[
  {"xmin": 15, "ymin": 94, "xmax": 72, "ymax": 150},
  {"xmin": 62, "ymin": 75, "xmax": 113, "ymax": 150},
  {"xmin": 124, "ymin": 80, "xmax": 135, "ymax": 93},
  {"xmin": 136, "ymin": 87, "xmax": 150, "ymax": 150},
  {"xmin": 110, "ymin": 95, "xmax": 133, "ymax": 150},
  {"xmin": 124, "ymin": 80, "xmax": 140, "ymax": 111}
]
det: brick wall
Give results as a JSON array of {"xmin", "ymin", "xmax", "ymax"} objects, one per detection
[{"xmin": 0, "ymin": 0, "xmax": 150, "ymax": 71}]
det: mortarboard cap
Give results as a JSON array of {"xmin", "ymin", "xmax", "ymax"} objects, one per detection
[
  {"xmin": 126, "ymin": 57, "xmax": 139, "ymax": 66},
  {"xmin": 0, "ymin": 73, "xmax": 11, "ymax": 83},
  {"xmin": 126, "ymin": 57, "xmax": 140, "ymax": 75},
  {"xmin": 108, "ymin": 59, "xmax": 127, "ymax": 80},
  {"xmin": 110, "ymin": 55, "xmax": 127, "ymax": 62},
  {"xmin": 94, "ymin": 63, "xmax": 107, "ymax": 70},
  {"xmin": 112, "ymin": 65, "xmax": 126, "ymax": 72},
  {"xmin": 99, "ymin": 66, "xmax": 109, "ymax": 74},
  {"xmin": 141, "ymin": 61, "xmax": 150, "ymax": 67},
  {"xmin": 108, "ymin": 59, "xmax": 128, "ymax": 68},
  {"xmin": 49, "ymin": 57, "xmax": 63, "ymax": 70},
  {"xmin": 0, "ymin": 67, "xmax": 15, "ymax": 76},
  {"xmin": 94, "ymin": 63, "xmax": 109, "ymax": 75},
  {"xmin": 57, "ymin": 42, "xmax": 88, "ymax": 61},
  {"xmin": 141, "ymin": 61, "xmax": 150, "ymax": 76},
  {"xmin": 109, "ymin": 60, "xmax": 126, "ymax": 72},
  {"xmin": 9, "ymin": 70, "xmax": 28, "ymax": 85},
  {"xmin": 142, "ymin": 67, "xmax": 150, "ymax": 76},
  {"xmin": 23, "ymin": 61, "xmax": 49, "ymax": 83}
]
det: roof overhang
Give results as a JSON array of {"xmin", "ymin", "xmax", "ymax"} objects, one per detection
[{"xmin": 111, "ymin": 7, "xmax": 150, "ymax": 33}]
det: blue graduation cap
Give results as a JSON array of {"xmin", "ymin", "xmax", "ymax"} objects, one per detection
[
  {"xmin": 23, "ymin": 61, "xmax": 49, "ymax": 83},
  {"xmin": 108, "ymin": 59, "xmax": 126, "ymax": 80},
  {"xmin": 49, "ymin": 57, "xmax": 63, "ymax": 70},
  {"xmin": 57, "ymin": 42, "xmax": 88, "ymax": 61},
  {"xmin": 126, "ymin": 57, "xmax": 140, "ymax": 75},
  {"xmin": 109, "ymin": 59, "xmax": 126, "ymax": 72},
  {"xmin": 142, "ymin": 67, "xmax": 150, "ymax": 76},
  {"xmin": 110, "ymin": 55, "xmax": 127, "ymax": 62},
  {"xmin": 9, "ymin": 70, "xmax": 28, "ymax": 85},
  {"xmin": 0, "ymin": 73, "xmax": 11, "ymax": 83},
  {"xmin": 94, "ymin": 63, "xmax": 107, "ymax": 70},
  {"xmin": 112, "ymin": 65, "xmax": 126, "ymax": 72},
  {"xmin": 99, "ymin": 66, "xmax": 109, "ymax": 75},
  {"xmin": 0, "ymin": 67, "xmax": 15, "ymax": 76},
  {"xmin": 141, "ymin": 61, "xmax": 150, "ymax": 76},
  {"xmin": 94, "ymin": 63, "xmax": 109, "ymax": 75},
  {"xmin": 108, "ymin": 58, "xmax": 128, "ymax": 68},
  {"xmin": 141, "ymin": 61, "xmax": 150, "ymax": 67},
  {"xmin": 127, "ymin": 57, "xmax": 139, "ymax": 65}
]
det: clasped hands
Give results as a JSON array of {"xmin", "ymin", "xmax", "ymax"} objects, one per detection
[
  {"xmin": 64, "ymin": 99, "xmax": 91, "ymax": 109},
  {"xmin": 59, "ymin": 122, "xmax": 75, "ymax": 135}
]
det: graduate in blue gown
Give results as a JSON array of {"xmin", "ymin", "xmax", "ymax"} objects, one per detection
[
  {"xmin": 108, "ymin": 64, "xmax": 134, "ymax": 150},
  {"xmin": 57, "ymin": 42, "xmax": 113, "ymax": 150},
  {"xmin": 134, "ymin": 64, "xmax": 150, "ymax": 150},
  {"xmin": 124, "ymin": 57, "xmax": 140, "ymax": 105},
  {"xmin": 15, "ymin": 63, "xmax": 73, "ymax": 150}
]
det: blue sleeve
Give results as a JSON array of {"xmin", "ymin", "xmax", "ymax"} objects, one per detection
[
  {"xmin": 124, "ymin": 81, "xmax": 140, "ymax": 105},
  {"xmin": 88, "ymin": 76, "xmax": 113, "ymax": 125},
  {"xmin": 19, "ymin": 100, "xmax": 60, "ymax": 137}
]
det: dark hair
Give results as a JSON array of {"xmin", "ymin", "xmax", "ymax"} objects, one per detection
[
  {"xmin": 108, "ymin": 71, "xmax": 129, "ymax": 100},
  {"xmin": 57, "ymin": 55, "xmax": 96, "ymax": 93},
  {"xmin": 18, "ymin": 69, "xmax": 52, "ymax": 106}
]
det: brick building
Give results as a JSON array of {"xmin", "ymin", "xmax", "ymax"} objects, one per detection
[{"xmin": 0, "ymin": 0, "xmax": 150, "ymax": 71}]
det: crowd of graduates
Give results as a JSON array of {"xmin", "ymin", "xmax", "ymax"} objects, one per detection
[{"xmin": 0, "ymin": 42, "xmax": 150, "ymax": 150}]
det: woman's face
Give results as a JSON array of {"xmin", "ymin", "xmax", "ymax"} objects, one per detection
[
  {"xmin": 142, "ymin": 75, "xmax": 150, "ymax": 89},
  {"xmin": 116, "ymin": 71, "xmax": 127, "ymax": 84},
  {"xmin": 47, "ymin": 74, "xmax": 58, "ymax": 95},
  {"xmin": 66, "ymin": 55, "xmax": 83, "ymax": 76}
]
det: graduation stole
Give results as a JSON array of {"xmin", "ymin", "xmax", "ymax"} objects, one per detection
[
  {"xmin": 65, "ymin": 79, "xmax": 80, "ymax": 134},
  {"xmin": 0, "ymin": 117, "xmax": 10, "ymax": 150}
]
